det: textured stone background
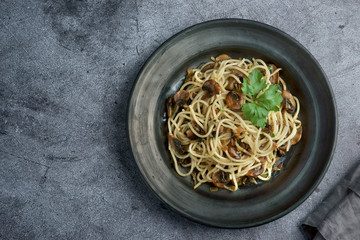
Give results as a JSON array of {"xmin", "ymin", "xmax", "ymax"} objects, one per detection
[{"xmin": 1, "ymin": 0, "xmax": 360, "ymax": 239}]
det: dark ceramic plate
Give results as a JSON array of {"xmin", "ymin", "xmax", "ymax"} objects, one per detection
[{"xmin": 127, "ymin": 19, "xmax": 337, "ymax": 228}]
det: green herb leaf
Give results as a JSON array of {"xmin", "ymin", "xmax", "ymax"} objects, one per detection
[
  {"xmin": 220, "ymin": 108, "xmax": 225, "ymax": 112},
  {"xmin": 256, "ymin": 84, "xmax": 283, "ymax": 111},
  {"xmin": 241, "ymin": 68, "xmax": 267, "ymax": 96},
  {"xmin": 241, "ymin": 102, "xmax": 268, "ymax": 128},
  {"xmin": 231, "ymin": 130, "xmax": 234, "ymax": 138},
  {"xmin": 271, "ymin": 132, "xmax": 275, "ymax": 138},
  {"xmin": 196, "ymin": 138, "xmax": 205, "ymax": 142},
  {"xmin": 240, "ymin": 68, "xmax": 283, "ymax": 128}
]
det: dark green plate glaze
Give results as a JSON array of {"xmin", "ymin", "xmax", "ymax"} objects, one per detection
[{"xmin": 127, "ymin": 19, "xmax": 337, "ymax": 228}]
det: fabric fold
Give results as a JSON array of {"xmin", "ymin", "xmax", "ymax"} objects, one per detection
[{"xmin": 301, "ymin": 161, "xmax": 360, "ymax": 240}]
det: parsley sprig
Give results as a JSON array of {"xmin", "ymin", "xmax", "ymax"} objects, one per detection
[{"xmin": 241, "ymin": 68, "xmax": 283, "ymax": 128}]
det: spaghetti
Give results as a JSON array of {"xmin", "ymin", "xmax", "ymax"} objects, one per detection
[{"xmin": 166, "ymin": 54, "xmax": 302, "ymax": 191}]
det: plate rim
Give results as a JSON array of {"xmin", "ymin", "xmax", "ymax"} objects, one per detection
[{"xmin": 127, "ymin": 18, "xmax": 338, "ymax": 228}]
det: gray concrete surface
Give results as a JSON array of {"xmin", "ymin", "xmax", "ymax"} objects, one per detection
[{"xmin": 1, "ymin": 0, "xmax": 359, "ymax": 239}]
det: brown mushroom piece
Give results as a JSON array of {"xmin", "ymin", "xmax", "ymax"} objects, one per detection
[
  {"xmin": 215, "ymin": 54, "xmax": 231, "ymax": 62},
  {"xmin": 193, "ymin": 122, "xmax": 205, "ymax": 135},
  {"xmin": 168, "ymin": 134, "xmax": 186, "ymax": 155},
  {"xmin": 228, "ymin": 146, "xmax": 241, "ymax": 159},
  {"xmin": 226, "ymin": 91, "xmax": 244, "ymax": 111},
  {"xmin": 231, "ymin": 69, "xmax": 247, "ymax": 81},
  {"xmin": 173, "ymin": 90, "xmax": 190, "ymax": 106},
  {"xmin": 268, "ymin": 64, "xmax": 279, "ymax": 84},
  {"xmin": 233, "ymin": 126, "xmax": 245, "ymax": 137},
  {"xmin": 246, "ymin": 157, "xmax": 266, "ymax": 177},
  {"xmin": 201, "ymin": 62, "xmax": 215, "ymax": 72},
  {"xmin": 291, "ymin": 126, "xmax": 302, "ymax": 145},
  {"xmin": 166, "ymin": 97, "xmax": 174, "ymax": 118},
  {"xmin": 212, "ymin": 170, "xmax": 230, "ymax": 188},
  {"xmin": 282, "ymin": 90, "xmax": 296, "ymax": 114},
  {"xmin": 225, "ymin": 77, "xmax": 237, "ymax": 91},
  {"xmin": 186, "ymin": 122, "xmax": 206, "ymax": 140},
  {"xmin": 202, "ymin": 79, "xmax": 221, "ymax": 97},
  {"xmin": 277, "ymin": 144, "xmax": 287, "ymax": 156},
  {"xmin": 185, "ymin": 129, "xmax": 197, "ymax": 140},
  {"xmin": 239, "ymin": 141, "xmax": 251, "ymax": 151}
]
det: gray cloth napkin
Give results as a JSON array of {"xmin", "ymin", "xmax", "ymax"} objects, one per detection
[{"xmin": 301, "ymin": 161, "xmax": 360, "ymax": 240}]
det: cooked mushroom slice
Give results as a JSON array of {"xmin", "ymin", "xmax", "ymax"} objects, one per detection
[
  {"xmin": 228, "ymin": 146, "xmax": 241, "ymax": 159},
  {"xmin": 226, "ymin": 91, "xmax": 243, "ymax": 111},
  {"xmin": 212, "ymin": 170, "xmax": 230, "ymax": 188},
  {"xmin": 168, "ymin": 134, "xmax": 186, "ymax": 154},
  {"xmin": 201, "ymin": 62, "xmax": 215, "ymax": 72},
  {"xmin": 246, "ymin": 157, "xmax": 266, "ymax": 177},
  {"xmin": 202, "ymin": 79, "xmax": 221, "ymax": 97},
  {"xmin": 225, "ymin": 77, "xmax": 237, "ymax": 91},
  {"xmin": 268, "ymin": 64, "xmax": 279, "ymax": 84},
  {"xmin": 215, "ymin": 54, "xmax": 231, "ymax": 62},
  {"xmin": 185, "ymin": 129, "xmax": 197, "ymax": 140},
  {"xmin": 231, "ymin": 69, "xmax": 247, "ymax": 81},
  {"xmin": 233, "ymin": 126, "xmax": 245, "ymax": 137},
  {"xmin": 282, "ymin": 90, "xmax": 296, "ymax": 114},
  {"xmin": 173, "ymin": 90, "xmax": 190, "ymax": 106},
  {"xmin": 277, "ymin": 144, "xmax": 287, "ymax": 156},
  {"xmin": 239, "ymin": 141, "xmax": 251, "ymax": 151},
  {"xmin": 166, "ymin": 97, "xmax": 174, "ymax": 118},
  {"xmin": 291, "ymin": 126, "xmax": 302, "ymax": 145}
]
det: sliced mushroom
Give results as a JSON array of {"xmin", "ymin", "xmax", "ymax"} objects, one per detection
[
  {"xmin": 231, "ymin": 69, "xmax": 247, "ymax": 81},
  {"xmin": 246, "ymin": 157, "xmax": 266, "ymax": 177},
  {"xmin": 202, "ymin": 79, "xmax": 221, "ymax": 97},
  {"xmin": 186, "ymin": 122, "xmax": 205, "ymax": 140},
  {"xmin": 174, "ymin": 90, "xmax": 190, "ymax": 106},
  {"xmin": 228, "ymin": 146, "xmax": 241, "ymax": 159},
  {"xmin": 215, "ymin": 54, "xmax": 231, "ymax": 62},
  {"xmin": 212, "ymin": 170, "xmax": 230, "ymax": 188},
  {"xmin": 239, "ymin": 141, "xmax": 251, "ymax": 151},
  {"xmin": 278, "ymin": 144, "xmax": 287, "ymax": 156},
  {"xmin": 166, "ymin": 97, "xmax": 174, "ymax": 118},
  {"xmin": 282, "ymin": 90, "xmax": 296, "ymax": 114},
  {"xmin": 168, "ymin": 134, "xmax": 186, "ymax": 154},
  {"xmin": 185, "ymin": 129, "xmax": 197, "ymax": 140},
  {"xmin": 225, "ymin": 77, "xmax": 237, "ymax": 91},
  {"xmin": 201, "ymin": 62, "xmax": 215, "ymax": 72},
  {"xmin": 291, "ymin": 126, "xmax": 302, "ymax": 145},
  {"xmin": 212, "ymin": 126, "xmax": 224, "ymax": 137},
  {"xmin": 226, "ymin": 91, "xmax": 244, "ymax": 111},
  {"xmin": 233, "ymin": 126, "xmax": 245, "ymax": 137},
  {"xmin": 221, "ymin": 140, "xmax": 228, "ymax": 151},
  {"xmin": 268, "ymin": 64, "xmax": 279, "ymax": 84}
]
